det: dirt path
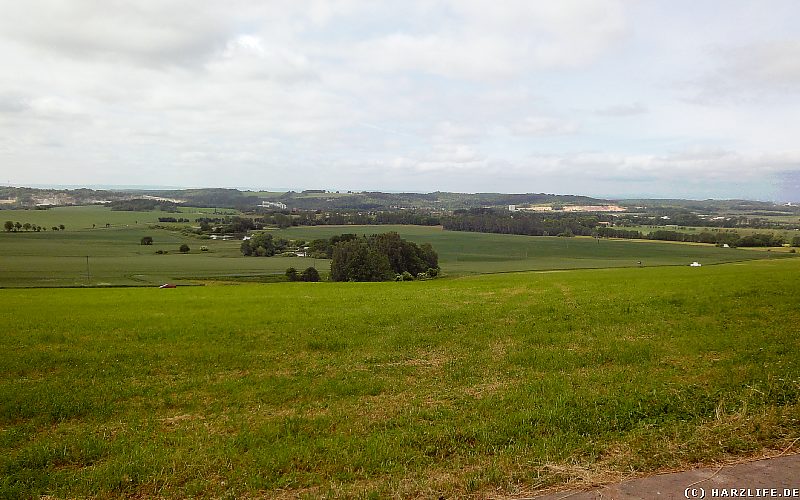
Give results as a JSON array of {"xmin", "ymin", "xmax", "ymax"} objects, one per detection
[{"xmin": 529, "ymin": 454, "xmax": 799, "ymax": 500}]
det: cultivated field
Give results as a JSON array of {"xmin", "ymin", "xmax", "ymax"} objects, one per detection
[
  {"xmin": 1, "ymin": 207, "xmax": 795, "ymax": 286},
  {"xmin": 273, "ymin": 225, "xmax": 793, "ymax": 275},
  {"xmin": 0, "ymin": 207, "xmax": 319, "ymax": 287},
  {"xmin": 1, "ymin": 259, "xmax": 798, "ymax": 498}
]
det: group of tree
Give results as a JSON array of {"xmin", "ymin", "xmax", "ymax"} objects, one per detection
[
  {"xmin": 4, "ymin": 221, "xmax": 65, "ymax": 232},
  {"xmin": 616, "ymin": 210, "xmax": 798, "ymax": 231},
  {"xmin": 109, "ymin": 199, "xmax": 179, "ymax": 212},
  {"xmin": 158, "ymin": 217, "xmax": 190, "ymax": 223},
  {"xmin": 240, "ymin": 232, "xmax": 291, "ymax": 257},
  {"xmin": 196, "ymin": 216, "xmax": 259, "ymax": 235},
  {"xmin": 285, "ymin": 266, "xmax": 320, "ymax": 282},
  {"xmin": 598, "ymin": 227, "xmax": 786, "ymax": 247},
  {"xmin": 442, "ymin": 209, "xmax": 605, "ymax": 237},
  {"xmin": 330, "ymin": 232, "xmax": 439, "ymax": 282},
  {"xmin": 441, "ymin": 210, "xmax": 791, "ymax": 248}
]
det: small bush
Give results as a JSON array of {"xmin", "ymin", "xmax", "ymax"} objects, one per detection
[
  {"xmin": 179, "ymin": 244, "xmax": 190, "ymax": 253},
  {"xmin": 200, "ymin": 246, "xmax": 209, "ymax": 252},
  {"xmin": 300, "ymin": 267, "xmax": 320, "ymax": 282},
  {"xmin": 140, "ymin": 236, "xmax": 153, "ymax": 245},
  {"xmin": 285, "ymin": 267, "xmax": 299, "ymax": 281},
  {"xmin": 402, "ymin": 271, "xmax": 414, "ymax": 281}
]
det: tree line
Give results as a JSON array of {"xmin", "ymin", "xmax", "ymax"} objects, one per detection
[
  {"xmin": 597, "ymin": 227, "xmax": 788, "ymax": 247},
  {"xmin": 442, "ymin": 210, "xmax": 792, "ymax": 248},
  {"xmin": 4, "ymin": 221, "xmax": 65, "ymax": 232},
  {"xmin": 442, "ymin": 209, "xmax": 603, "ymax": 237}
]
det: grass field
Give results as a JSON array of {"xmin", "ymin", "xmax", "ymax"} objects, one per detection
[
  {"xmin": 625, "ymin": 224, "xmax": 800, "ymax": 240},
  {"xmin": 0, "ymin": 206, "xmax": 228, "ymax": 231},
  {"xmin": 1, "ymin": 259, "xmax": 798, "ymax": 498},
  {"xmin": 273, "ymin": 225, "xmax": 793, "ymax": 275},
  {"xmin": 0, "ymin": 227, "xmax": 321, "ymax": 287},
  {"xmin": 2, "ymin": 213, "xmax": 796, "ymax": 286}
]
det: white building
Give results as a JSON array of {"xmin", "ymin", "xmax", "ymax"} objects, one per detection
[{"xmin": 259, "ymin": 201, "xmax": 288, "ymax": 210}]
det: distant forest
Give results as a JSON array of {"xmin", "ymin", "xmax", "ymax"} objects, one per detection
[{"xmin": 444, "ymin": 210, "xmax": 790, "ymax": 247}]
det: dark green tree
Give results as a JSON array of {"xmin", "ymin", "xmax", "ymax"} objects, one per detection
[
  {"xmin": 330, "ymin": 238, "xmax": 393, "ymax": 282},
  {"xmin": 285, "ymin": 267, "xmax": 299, "ymax": 281},
  {"xmin": 240, "ymin": 232, "xmax": 276, "ymax": 257},
  {"xmin": 179, "ymin": 243, "xmax": 190, "ymax": 253},
  {"xmin": 140, "ymin": 236, "xmax": 154, "ymax": 245},
  {"xmin": 4, "ymin": 220, "xmax": 13, "ymax": 232},
  {"xmin": 300, "ymin": 267, "xmax": 320, "ymax": 282}
]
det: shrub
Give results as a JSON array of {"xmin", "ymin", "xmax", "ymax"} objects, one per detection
[
  {"xmin": 140, "ymin": 236, "xmax": 153, "ymax": 245},
  {"xmin": 200, "ymin": 246, "xmax": 209, "ymax": 252},
  {"xmin": 300, "ymin": 267, "xmax": 320, "ymax": 282},
  {"xmin": 285, "ymin": 267, "xmax": 299, "ymax": 281},
  {"xmin": 179, "ymin": 244, "xmax": 190, "ymax": 253},
  {"xmin": 402, "ymin": 271, "xmax": 414, "ymax": 281}
]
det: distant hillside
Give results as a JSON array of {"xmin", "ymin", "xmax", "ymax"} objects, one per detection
[
  {"xmin": 0, "ymin": 186, "xmax": 610, "ymax": 211},
  {"xmin": 2, "ymin": 186, "xmax": 796, "ymax": 214},
  {"xmin": 620, "ymin": 198, "xmax": 800, "ymax": 215}
]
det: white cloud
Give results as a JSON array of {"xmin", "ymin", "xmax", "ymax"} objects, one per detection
[
  {"xmin": 594, "ymin": 102, "xmax": 647, "ymax": 117},
  {"xmin": 0, "ymin": 1, "xmax": 799, "ymax": 200},
  {"xmin": 510, "ymin": 117, "xmax": 578, "ymax": 136}
]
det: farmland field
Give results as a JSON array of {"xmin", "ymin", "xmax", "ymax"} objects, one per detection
[
  {"xmin": 0, "ymin": 206, "xmax": 228, "ymax": 231},
  {"xmin": 1, "ymin": 209, "xmax": 797, "ymax": 286},
  {"xmin": 623, "ymin": 224, "xmax": 800, "ymax": 240},
  {"xmin": 1, "ymin": 259, "xmax": 798, "ymax": 498},
  {"xmin": 272, "ymin": 225, "xmax": 794, "ymax": 275}
]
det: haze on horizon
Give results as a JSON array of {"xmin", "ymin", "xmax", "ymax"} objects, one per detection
[{"xmin": 1, "ymin": 1, "xmax": 800, "ymax": 201}]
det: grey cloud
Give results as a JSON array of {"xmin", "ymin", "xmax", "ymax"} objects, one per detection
[
  {"xmin": 687, "ymin": 39, "xmax": 800, "ymax": 104},
  {"xmin": 594, "ymin": 102, "xmax": 647, "ymax": 116},
  {"xmin": 0, "ymin": 94, "xmax": 30, "ymax": 113},
  {"xmin": 510, "ymin": 117, "xmax": 578, "ymax": 136}
]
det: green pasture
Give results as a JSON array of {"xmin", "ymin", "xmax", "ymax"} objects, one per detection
[
  {"xmin": 273, "ymin": 225, "xmax": 792, "ymax": 274},
  {"xmin": 1, "ymin": 259, "xmax": 798, "ymax": 498},
  {"xmin": 1, "ymin": 217, "xmax": 796, "ymax": 286},
  {"xmin": 0, "ymin": 227, "xmax": 321, "ymax": 287},
  {"xmin": 0, "ymin": 206, "xmax": 227, "ymax": 232},
  {"xmin": 625, "ymin": 224, "xmax": 799, "ymax": 240}
]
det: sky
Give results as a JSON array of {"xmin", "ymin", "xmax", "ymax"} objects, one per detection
[{"xmin": 1, "ymin": 1, "xmax": 800, "ymax": 201}]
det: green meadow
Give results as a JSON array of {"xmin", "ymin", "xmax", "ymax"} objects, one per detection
[
  {"xmin": 1, "ymin": 259, "xmax": 798, "ymax": 498},
  {"xmin": 272, "ymin": 225, "xmax": 792, "ymax": 275},
  {"xmin": 1, "ymin": 206, "xmax": 795, "ymax": 287},
  {"xmin": 0, "ymin": 206, "xmax": 220, "ymax": 231}
]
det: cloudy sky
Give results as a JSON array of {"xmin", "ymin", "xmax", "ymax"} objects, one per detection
[{"xmin": 1, "ymin": 1, "xmax": 800, "ymax": 200}]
